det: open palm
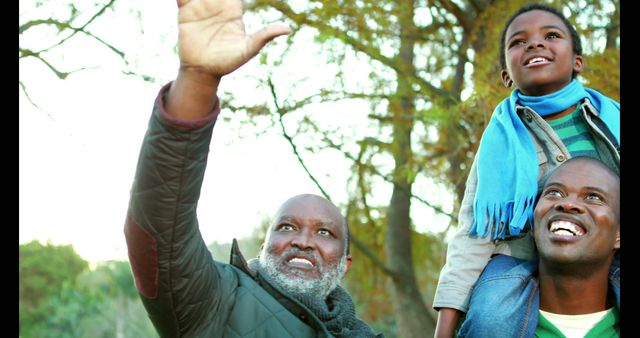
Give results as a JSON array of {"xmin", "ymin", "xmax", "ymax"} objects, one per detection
[{"xmin": 176, "ymin": 0, "xmax": 290, "ymax": 77}]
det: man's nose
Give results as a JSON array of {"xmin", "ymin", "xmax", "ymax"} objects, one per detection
[
  {"xmin": 553, "ymin": 197, "xmax": 584, "ymax": 214},
  {"xmin": 290, "ymin": 230, "xmax": 314, "ymax": 250}
]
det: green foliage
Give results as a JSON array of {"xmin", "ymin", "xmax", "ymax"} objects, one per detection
[
  {"xmin": 21, "ymin": 281, "xmax": 102, "ymax": 338},
  {"xmin": 243, "ymin": 1, "xmax": 619, "ymax": 335},
  {"xmin": 19, "ymin": 240, "xmax": 89, "ymax": 332},
  {"xmin": 19, "ymin": 241, "xmax": 157, "ymax": 337},
  {"xmin": 410, "ymin": 229, "xmax": 447, "ymax": 309},
  {"xmin": 20, "ymin": 0, "xmax": 619, "ymax": 336},
  {"xmin": 208, "ymin": 218, "xmax": 268, "ymax": 262},
  {"xmin": 77, "ymin": 260, "xmax": 141, "ymax": 300},
  {"xmin": 21, "ymin": 258, "xmax": 157, "ymax": 338},
  {"xmin": 343, "ymin": 197, "xmax": 392, "ymax": 323},
  {"xmin": 580, "ymin": 48, "xmax": 620, "ymax": 101}
]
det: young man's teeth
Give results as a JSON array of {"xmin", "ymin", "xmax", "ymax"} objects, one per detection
[
  {"xmin": 529, "ymin": 57, "xmax": 546, "ymax": 64},
  {"xmin": 550, "ymin": 220, "xmax": 583, "ymax": 236},
  {"xmin": 553, "ymin": 229, "xmax": 574, "ymax": 236}
]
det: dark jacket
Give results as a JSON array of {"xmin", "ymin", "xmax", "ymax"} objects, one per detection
[{"xmin": 124, "ymin": 84, "xmax": 359, "ymax": 337}]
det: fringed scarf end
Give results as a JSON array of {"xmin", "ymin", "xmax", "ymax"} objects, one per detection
[{"xmin": 471, "ymin": 196, "xmax": 536, "ymax": 241}]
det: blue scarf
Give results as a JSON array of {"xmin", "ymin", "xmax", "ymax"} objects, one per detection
[{"xmin": 469, "ymin": 79, "xmax": 620, "ymax": 239}]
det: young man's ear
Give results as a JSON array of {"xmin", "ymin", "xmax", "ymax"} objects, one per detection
[
  {"xmin": 501, "ymin": 70, "xmax": 513, "ymax": 87},
  {"xmin": 614, "ymin": 228, "xmax": 620, "ymax": 250}
]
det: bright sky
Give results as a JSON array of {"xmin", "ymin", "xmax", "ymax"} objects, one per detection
[{"xmin": 19, "ymin": 1, "xmax": 453, "ymax": 265}]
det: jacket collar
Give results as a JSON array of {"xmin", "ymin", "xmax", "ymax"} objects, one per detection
[{"xmin": 228, "ymin": 239, "xmax": 331, "ymax": 336}]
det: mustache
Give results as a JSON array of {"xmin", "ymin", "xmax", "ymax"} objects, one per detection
[
  {"xmin": 258, "ymin": 246, "xmax": 347, "ymax": 299},
  {"xmin": 278, "ymin": 248, "xmax": 322, "ymax": 266}
]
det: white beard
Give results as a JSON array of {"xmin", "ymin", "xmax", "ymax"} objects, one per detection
[{"xmin": 258, "ymin": 247, "xmax": 347, "ymax": 300}]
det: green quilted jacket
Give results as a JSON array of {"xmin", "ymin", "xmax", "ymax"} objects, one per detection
[{"xmin": 124, "ymin": 85, "xmax": 339, "ymax": 337}]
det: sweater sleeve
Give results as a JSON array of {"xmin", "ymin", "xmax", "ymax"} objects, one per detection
[
  {"xmin": 124, "ymin": 82, "xmax": 236, "ymax": 336},
  {"xmin": 433, "ymin": 151, "xmax": 537, "ymax": 312},
  {"xmin": 433, "ymin": 153, "xmax": 496, "ymax": 312}
]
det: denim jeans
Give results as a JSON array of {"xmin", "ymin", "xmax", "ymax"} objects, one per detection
[{"xmin": 457, "ymin": 253, "xmax": 620, "ymax": 338}]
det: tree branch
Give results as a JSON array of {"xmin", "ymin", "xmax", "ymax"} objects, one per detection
[
  {"xmin": 351, "ymin": 149, "xmax": 394, "ymax": 275},
  {"xmin": 19, "ymin": 81, "xmax": 41, "ymax": 113},
  {"xmin": 268, "ymin": 77, "xmax": 394, "ymax": 272},
  {"xmin": 121, "ymin": 70, "xmax": 158, "ymax": 84},
  {"xmin": 319, "ymin": 130, "xmax": 456, "ymax": 221},
  {"xmin": 267, "ymin": 77, "xmax": 332, "ymax": 200},
  {"xmin": 20, "ymin": 48, "xmax": 75, "ymax": 80},
  {"xmin": 40, "ymin": 0, "xmax": 117, "ymax": 54},
  {"xmin": 434, "ymin": 0, "xmax": 471, "ymax": 31},
  {"xmin": 21, "ymin": 17, "xmax": 126, "ymax": 63},
  {"xmin": 20, "ymin": 0, "xmax": 126, "ymax": 68},
  {"xmin": 260, "ymin": 0, "xmax": 457, "ymax": 103},
  {"xmin": 350, "ymin": 232, "xmax": 394, "ymax": 276},
  {"xmin": 260, "ymin": 79, "xmax": 457, "ymax": 221}
]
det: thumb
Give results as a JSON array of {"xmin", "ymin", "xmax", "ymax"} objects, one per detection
[{"xmin": 246, "ymin": 25, "xmax": 291, "ymax": 56}]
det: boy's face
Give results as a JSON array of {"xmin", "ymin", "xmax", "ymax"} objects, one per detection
[
  {"xmin": 501, "ymin": 10, "xmax": 583, "ymax": 96},
  {"xmin": 533, "ymin": 159, "xmax": 620, "ymax": 267}
]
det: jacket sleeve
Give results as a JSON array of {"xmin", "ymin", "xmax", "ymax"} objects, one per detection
[
  {"xmin": 124, "ymin": 83, "xmax": 236, "ymax": 337},
  {"xmin": 433, "ymin": 150, "xmax": 537, "ymax": 312},
  {"xmin": 432, "ymin": 153, "xmax": 495, "ymax": 312}
]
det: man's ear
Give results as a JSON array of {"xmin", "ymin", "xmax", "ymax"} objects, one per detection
[
  {"xmin": 614, "ymin": 227, "xmax": 620, "ymax": 250},
  {"xmin": 344, "ymin": 255, "xmax": 353, "ymax": 274},
  {"xmin": 257, "ymin": 243, "xmax": 265, "ymax": 258},
  {"xmin": 501, "ymin": 70, "xmax": 513, "ymax": 87}
]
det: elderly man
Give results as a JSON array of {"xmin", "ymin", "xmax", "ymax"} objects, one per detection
[
  {"xmin": 457, "ymin": 156, "xmax": 620, "ymax": 337},
  {"xmin": 123, "ymin": 0, "xmax": 381, "ymax": 337}
]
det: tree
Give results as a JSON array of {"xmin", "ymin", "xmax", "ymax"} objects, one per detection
[
  {"xmin": 71, "ymin": 261, "xmax": 158, "ymax": 337},
  {"xmin": 208, "ymin": 217, "xmax": 268, "ymax": 262},
  {"xmin": 21, "ymin": 260, "xmax": 157, "ymax": 338},
  {"xmin": 18, "ymin": 0, "xmax": 157, "ymax": 110},
  {"xmin": 222, "ymin": 0, "xmax": 620, "ymax": 336},
  {"xmin": 19, "ymin": 0, "xmax": 619, "ymax": 336},
  {"xmin": 19, "ymin": 240, "xmax": 89, "ymax": 334}
]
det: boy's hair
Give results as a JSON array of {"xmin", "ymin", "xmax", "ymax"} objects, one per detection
[{"xmin": 499, "ymin": 3, "xmax": 583, "ymax": 78}]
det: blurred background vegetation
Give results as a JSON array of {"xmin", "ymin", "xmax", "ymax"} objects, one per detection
[{"xmin": 20, "ymin": 0, "xmax": 619, "ymax": 337}]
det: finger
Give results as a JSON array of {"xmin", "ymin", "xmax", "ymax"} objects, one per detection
[
  {"xmin": 176, "ymin": 0, "xmax": 191, "ymax": 8},
  {"xmin": 247, "ymin": 25, "xmax": 291, "ymax": 56}
]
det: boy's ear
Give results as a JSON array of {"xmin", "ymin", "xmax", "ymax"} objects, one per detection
[
  {"xmin": 573, "ymin": 55, "xmax": 584, "ymax": 74},
  {"xmin": 501, "ymin": 70, "xmax": 513, "ymax": 87}
]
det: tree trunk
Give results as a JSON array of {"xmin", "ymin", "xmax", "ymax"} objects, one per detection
[{"xmin": 384, "ymin": 2, "xmax": 436, "ymax": 336}]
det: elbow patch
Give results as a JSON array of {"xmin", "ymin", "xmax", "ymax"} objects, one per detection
[{"xmin": 124, "ymin": 212, "xmax": 159, "ymax": 299}]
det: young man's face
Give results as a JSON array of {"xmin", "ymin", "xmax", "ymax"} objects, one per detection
[
  {"xmin": 501, "ymin": 10, "xmax": 583, "ymax": 96},
  {"xmin": 259, "ymin": 194, "xmax": 352, "ymax": 299},
  {"xmin": 533, "ymin": 158, "xmax": 620, "ymax": 267}
]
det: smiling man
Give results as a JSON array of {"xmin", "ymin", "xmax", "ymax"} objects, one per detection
[
  {"xmin": 457, "ymin": 156, "xmax": 620, "ymax": 337},
  {"xmin": 255, "ymin": 194, "xmax": 352, "ymax": 301},
  {"xmin": 122, "ymin": 0, "xmax": 381, "ymax": 337}
]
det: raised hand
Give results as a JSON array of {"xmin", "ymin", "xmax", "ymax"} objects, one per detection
[
  {"xmin": 176, "ymin": 0, "xmax": 291, "ymax": 79},
  {"xmin": 167, "ymin": 0, "xmax": 290, "ymax": 119}
]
